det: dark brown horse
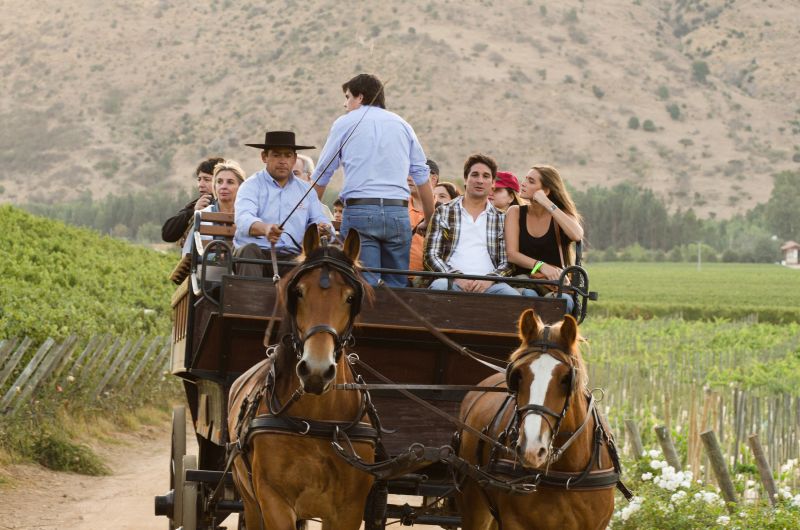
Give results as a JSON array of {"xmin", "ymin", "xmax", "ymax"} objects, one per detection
[
  {"xmin": 227, "ymin": 226, "xmax": 376, "ymax": 529},
  {"xmin": 456, "ymin": 309, "xmax": 620, "ymax": 530}
]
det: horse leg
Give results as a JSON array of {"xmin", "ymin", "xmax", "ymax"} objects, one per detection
[
  {"xmin": 457, "ymin": 480, "xmax": 496, "ymax": 530},
  {"xmin": 253, "ymin": 485, "xmax": 297, "ymax": 530},
  {"xmin": 321, "ymin": 513, "xmax": 362, "ymax": 530}
]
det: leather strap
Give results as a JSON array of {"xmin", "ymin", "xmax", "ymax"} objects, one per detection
[
  {"xmin": 247, "ymin": 416, "xmax": 379, "ymax": 446},
  {"xmin": 345, "ymin": 198, "xmax": 409, "ymax": 207}
]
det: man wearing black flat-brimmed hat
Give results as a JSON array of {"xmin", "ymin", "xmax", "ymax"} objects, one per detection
[{"xmin": 233, "ymin": 130, "xmax": 332, "ymax": 277}]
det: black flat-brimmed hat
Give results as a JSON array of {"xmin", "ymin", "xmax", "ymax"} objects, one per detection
[{"xmin": 244, "ymin": 130, "xmax": 315, "ymax": 150}]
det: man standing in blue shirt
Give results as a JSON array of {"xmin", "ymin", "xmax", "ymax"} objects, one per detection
[
  {"xmin": 311, "ymin": 73, "xmax": 435, "ymax": 287},
  {"xmin": 234, "ymin": 130, "xmax": 331, "ymax": 277}
]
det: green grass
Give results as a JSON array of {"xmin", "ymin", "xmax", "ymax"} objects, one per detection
[
  {"xmin": 584, "ymin": 262, "xmax": 800, "ymax": 323},
  {"xmin": 0, "ymin": 205, "xmax": 176, "ymax": 342}
]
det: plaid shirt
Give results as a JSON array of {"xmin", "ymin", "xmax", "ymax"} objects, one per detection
[{"xmin": 423, "ymin": 197, "xmax": 512, "ymax": 276}]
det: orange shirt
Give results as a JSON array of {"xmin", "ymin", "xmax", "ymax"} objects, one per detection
[{"xmin": 409, "ymin": 202, "xmax": 425, "ymax": 271}]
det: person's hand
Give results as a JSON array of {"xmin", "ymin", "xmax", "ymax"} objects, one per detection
[
  {"xmin": 540, "ymin": 263, "xmax": 562, "ymax": 281},
  {"xmin": 414, "ymin": 220, "xmax": 428, "ymax": 235},
  {"xmin": 318, "ymin": 223, "xmax": 333, "ymax": 237},
  {"xmin": 471, "ymin": 279, "xmax": 494, "ymax": 293},
  {"xmin": 265, "ymin": 224, "xmax": 283, "ymax": 244},
  {"xmin": 194, "ymin": 194, "xmax": 212, "ymax": 211},
  {"xmin": 454, "ymin": 278, "xmax": 475, "ymax": 292},
  {"xmin": 532, "ymin": 190, "xmax": 549, "ymax": 207}
]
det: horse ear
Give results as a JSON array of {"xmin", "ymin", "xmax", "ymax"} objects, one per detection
[
  {"xmin": 560, "ymin": 314, "xmax": 579, "ymax": 351},
  {"xmin": 342, "ymin": 229, "xmax": 361, "ymax": 263},
  {"xmin": 303, "ymin": 224, "xmax": 320, "ymax": 255},
  {"xmin": 518, "ymin": 309, "xmax": 541, "ymax": 344}
]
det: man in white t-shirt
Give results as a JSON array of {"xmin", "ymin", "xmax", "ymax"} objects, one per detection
[{"xmin": 423, "ymin": 153, "xmax": 518, "ymax": 295}]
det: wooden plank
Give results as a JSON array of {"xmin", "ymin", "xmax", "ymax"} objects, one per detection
[
  {"xmin": 0, "ymin": 337, "xmax": 31, "ymax": 391},
  {"xmin": 199, "ymin": 225, "xmax": 236, "ymax": 237},
  {"xmin": 122, "ymin": 337, "xmax": 163, "ymax": 393},
  {"xmin": 0, "ymin": 338, "xmax": 55, "ymax": 412},
  {"xmin": 92, "ymin": 339, "xmax": 134, "ymax": 399},
  {"xmin": 50, "ymin": 336, "xmax": 81, "ymax": 383},
  {"xmin": 200, "ymin": 212, "xmax": 235, "ymax": 223},
  {"xmin": 0, "ymin": 338, "xmax": 19, "ymax": 366},
  {"xmin": 66, "ymin": 335, "xmax": 103, "ymax": 380},
  {"xmin": 82, "ymin": 337, "xmax": 121, "ymax": 382},
  {"xmin": 221, "ymin": 276, "xmax": 567, "ymax": 336},
  {"xmin": 171, "ymin": 277, "xmax": 190, "ymax": 308},
  {"xmin": 39, "ymin": 336, "xmax": 78, "ymax": 385},
  {"xmin": 11, "ymin": 338, "xmax": 75, "ymax": 413},
  {"xmin": 106, "ymin": 335, "xmax": 146, "ymax": 392}
]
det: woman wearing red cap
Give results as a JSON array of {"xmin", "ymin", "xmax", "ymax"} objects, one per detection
[
  {"xmin": 489, "ymin": 171, "xmax": 522, "ymax": 212},
  {"xmin": 505, "ymin": 165, "xmax": 584, "ymax": 313}
]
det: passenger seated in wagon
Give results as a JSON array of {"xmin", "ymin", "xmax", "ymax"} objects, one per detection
[
  {"xmin": 181, "ymin": 160, "xmax": 245, "ymax": 256},
  {"xmin": 233, "ymin": 130, "xmax": 332, "ymax": 277},
  {"xmin": 423, "ymin": 153, "xmax": 519, "ymax": 295},
  {"xmin": 504, "ymin": 164, "xmax": 584, "ymax": 313},
  {"xmin": 161, "ymin": 156, "xmax": 224, "ymax": 243}
]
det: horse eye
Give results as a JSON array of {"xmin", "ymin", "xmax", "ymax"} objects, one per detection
[
  {"xmin": 294, "ymin": 288, "xmax": 304, "ymax": 299},
  {"xmin": 346, "ymin": 294, "xmax": 355, "ymax": 304}
]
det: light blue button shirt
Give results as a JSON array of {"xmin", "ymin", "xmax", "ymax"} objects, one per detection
[
  {"xmin": 234, "ymin": 169, "xmax": 329, "ymax": 253},
  {"xmin": 311, "ymin": 105, "xmax": 430, "ymax": 200}
]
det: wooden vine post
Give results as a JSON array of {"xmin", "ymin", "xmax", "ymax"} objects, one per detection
[
  {"xmin": 747, "ymin": 434, "xmax": 778, "ymax": 506},
  {"xmin": 655, "ymin": 425, "xmax": 682, "ymax": 471},
  {"xmin": 701, "ymin": 429, "xmax": 737, "ymax": 505}
]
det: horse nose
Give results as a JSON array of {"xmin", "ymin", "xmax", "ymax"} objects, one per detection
[
  {"xmin": 520, "ymin": 439, "xmax": 549, "ymax": 468},
  {"xmin": 296, "ymin": 359, "xmax": 337, "ymax": 395}
]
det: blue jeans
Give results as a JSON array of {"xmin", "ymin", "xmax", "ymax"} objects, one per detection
[
  {"xmin": 341, "ymin": 204, "xmax": 411, "ymax": 287},
  {"xmin": 521, "ymin": 289, "xmax": 575, "ymax": 314},
  {"xmin": 429, "ymin": 277, "xmax": 521, "ymax": 296}
]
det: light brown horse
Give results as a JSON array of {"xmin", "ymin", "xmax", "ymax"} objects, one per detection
[
  {"xmin": 456, "ymin": 309, "xmax": 618, "ymax": 530},
  {"xmin": 227, "ymin": 226, "xmax": 375, "ymax": 530}
]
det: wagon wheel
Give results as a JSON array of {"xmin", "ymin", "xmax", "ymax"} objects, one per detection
[
  {"xmin": 170, "ymin": 406, "xmax": 187, "ymax": 530},
  {"xmin": 181, "ymin": 454, "xmax": 199, "ymax": 530}
]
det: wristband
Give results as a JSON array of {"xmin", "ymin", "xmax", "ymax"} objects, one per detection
[{"xmin": 530, "ymin": 261, "xmax": 543, "ymax": 276}]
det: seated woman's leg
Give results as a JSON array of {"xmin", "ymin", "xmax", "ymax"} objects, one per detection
[{"xmin": 520, "ymin": 288, "xmax": 575, "ymax": 314}]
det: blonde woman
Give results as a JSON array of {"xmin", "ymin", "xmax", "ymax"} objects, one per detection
[
  {"xmin": 504, "ymin": 165, "xmax": 583, "ymax": 312},
  {"xmin": 182, "ymin": 160, "xmax": 246, "ymax": 255}
]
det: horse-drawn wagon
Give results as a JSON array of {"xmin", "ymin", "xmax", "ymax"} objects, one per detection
[{"xmin": 155, "ymin": 213, "xmax": 626, "ymax": 530}]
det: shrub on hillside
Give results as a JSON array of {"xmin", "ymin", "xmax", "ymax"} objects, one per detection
[
  {"xmin": 643, "ymin": 119, "xmax": 657, "ymax": 132},
  {"xmin": 692, "ymin": 60, "xmax": 710, "ymax": 83},
  {"xmin": 628, "ymin": 117, "xmax": 640, "ymax": 130}
]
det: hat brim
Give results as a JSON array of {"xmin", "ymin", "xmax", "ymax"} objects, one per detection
[{"xmin": 244, "ymin": 143, "xmax": 316, "ymax": 150}]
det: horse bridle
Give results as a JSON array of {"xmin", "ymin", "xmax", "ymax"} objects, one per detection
[
  {"xmin": 283, "ymin": 244, "xmax": 364, "ymax": 362},
  {"xmin": 505, "ymin": 326, "xmax": 578, "ymax": 463}
]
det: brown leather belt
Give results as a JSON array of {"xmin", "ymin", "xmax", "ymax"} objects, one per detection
[{"xmin": 345, "ymin": 198, "xmax": 408, "ymax": 207}]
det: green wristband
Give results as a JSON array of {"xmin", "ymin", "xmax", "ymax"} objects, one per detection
[{"xmin": 530, "ymin": 261, "xmax": 543, "ymax": 276}]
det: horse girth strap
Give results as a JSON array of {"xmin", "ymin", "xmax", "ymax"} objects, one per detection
[
  {"xmin": 488, "ymin": 459, "xmax": 622, "ymax": 491},
  {"xmin": 246, "ymin": 415, "xmax": 379, "ymax": 446}
]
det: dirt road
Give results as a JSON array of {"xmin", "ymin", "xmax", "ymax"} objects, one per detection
[{"xmin": 0, "ymin": 419, "xmax": 441, "ymax": 529}]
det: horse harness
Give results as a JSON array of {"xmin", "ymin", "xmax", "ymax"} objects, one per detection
[
  {"xmin": 460, "ymin": 327, "xmax": 632, "ymax": 524},
  {"xmin": 212, "ymin": 250, "xmax": 384, "ymax": 511}
]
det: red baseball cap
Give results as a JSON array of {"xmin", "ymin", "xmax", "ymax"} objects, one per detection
[{"xmin": 494, "ymin": 171, "xmax": 520, "ymax": 193}]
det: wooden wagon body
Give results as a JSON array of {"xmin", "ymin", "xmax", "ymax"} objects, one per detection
[{"xmin": 155, "ymin": 212, "xmax": 593, "ymax": 529}]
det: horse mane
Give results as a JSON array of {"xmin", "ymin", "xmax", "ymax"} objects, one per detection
[{"xmin": 508, "ymin": 320, "xmax": 589, "ymax": 393}]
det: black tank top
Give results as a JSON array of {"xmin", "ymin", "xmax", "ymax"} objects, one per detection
[{"xmin": 514, "ymin": 205, "xmax": 564, "ymax": 275}]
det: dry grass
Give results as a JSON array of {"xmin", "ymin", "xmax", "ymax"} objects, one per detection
[{"xmin": 0, "ymin": 0, "xmax": 798, "ymax": 217}]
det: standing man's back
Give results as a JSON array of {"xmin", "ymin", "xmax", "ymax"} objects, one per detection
[{"xmin": 312, "ymin": 73, "xmax": 435, "ymax": 287}]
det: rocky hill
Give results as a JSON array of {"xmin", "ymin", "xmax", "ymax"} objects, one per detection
[{"xmin": 1, "ymin": 0, "xmax": 798, "ymax": 218}]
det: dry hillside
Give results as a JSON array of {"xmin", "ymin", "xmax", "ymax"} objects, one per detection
[{"xmin": 1, "ymin": 0, "xmax": 798, "ymax": 217}]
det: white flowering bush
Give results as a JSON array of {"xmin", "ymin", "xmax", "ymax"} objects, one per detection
[{"xmin": 612, "ymin": 454, "xmax": 800, "ymax": 529}]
